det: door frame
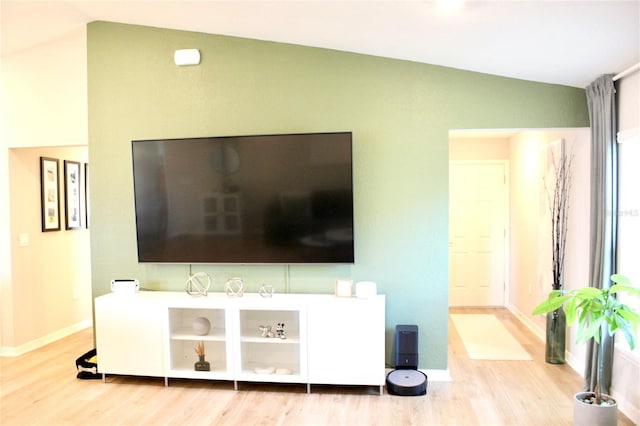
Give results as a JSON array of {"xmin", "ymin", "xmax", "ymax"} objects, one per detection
[{"xmin": 449, "ymin": 160, "xmax": 510, "ymax": 307}]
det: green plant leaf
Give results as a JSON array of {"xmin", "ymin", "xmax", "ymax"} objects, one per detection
[
  {"xmin": 565, "ymin": 296, "xmax": 579, "ymax": 324},
  {"xmin": 606, "ymin": 314, "xmax": 619, "ymax": 333},
  {"xmin": 621, "ymin": 315, "xmax": 639, "ymax": 350},
  {"xmin": 617, "ymin": 309, "xmax": 640, "ymax": 325},
  {"xmin": 610, "ymin": 284, "xmax": 640, "ymax": 298},
  {"xmin": 618, "ymin": 323, "xmax": 637, "ymax": 350},
  {"xmin": 611, "ymin": 274, "xmax": 631, "ymax": 285},
  {"xmin": 577, "ymin": 316, "xmax": 605, "ymax": 344},
  {"xmin": 577, "ymin": 302, "xmax": 590, "ymax": 325},
  {"xmin": 532, "ymin": 294, "xmax": 570, "ymax": 315},
  {"xmin": 575, "ymin": 287, "xmax": 604, "ymax": 300}
]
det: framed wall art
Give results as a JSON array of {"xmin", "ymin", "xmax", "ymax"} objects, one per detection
[
  {"xmin": 64, "ymin": 160, "xmax": 82, "ymax": 230},
  {"xmin": 334, "ymin": 279, "xmax": 353, "ymax": 298},
  {"xmin": 84, "ymin": 163, "xmax": 90, "ymax": 228},
  {"xmin": 40, "ymin": 157, "xmax": 61, "ymax": 232}
]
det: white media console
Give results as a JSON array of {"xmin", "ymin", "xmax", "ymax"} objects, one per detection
[{"xmin": 94, "ymin": 291, "xmax": 386, "ymax": 394}]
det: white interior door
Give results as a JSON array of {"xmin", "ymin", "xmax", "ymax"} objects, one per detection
[{"xmin": 449, "ymin": 161, "xmax": 508, "ymax": 306}]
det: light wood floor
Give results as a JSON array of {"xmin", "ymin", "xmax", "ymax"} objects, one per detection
[{"xmin": 0, "ymin": 307, "xmax": 633, "ymax": 425}]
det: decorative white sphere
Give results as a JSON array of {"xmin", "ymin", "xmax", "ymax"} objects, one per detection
[{"xmin": 192, "ymin": 317, "xmax": 211, "ymax": 336}]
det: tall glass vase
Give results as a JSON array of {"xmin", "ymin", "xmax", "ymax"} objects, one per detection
[{"xmin": 545, "ymin": 307, "xmax": 566, "ymax": 364}]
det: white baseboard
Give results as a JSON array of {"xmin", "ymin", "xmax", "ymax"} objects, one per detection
[
  {"xmin": 0, "ymin": 319, "xmax": 92, "ymax": 357},
  {"xmin": 422, "ymin": 369, "xmax": 452, "ymax": 382},
  {"xmin": 508, "ymin": 303, "xmax": 585, "ymax": 376},
  {"xmin": 565, "ymin": 350, "xmax": 585, "ymax": 380},
  {"xmin": 506, "ymin": 303, "xmax": 545, "ymax": 341}
]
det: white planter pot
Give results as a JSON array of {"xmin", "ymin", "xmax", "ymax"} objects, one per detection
[{"xmin": 573, "ymin": 392, "xmax": 617, "ymax": 426}]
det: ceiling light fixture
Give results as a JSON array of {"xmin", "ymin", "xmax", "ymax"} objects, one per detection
[{"xmin": 436, "ymin": 0, "xmax": 466, "ymax": 14}]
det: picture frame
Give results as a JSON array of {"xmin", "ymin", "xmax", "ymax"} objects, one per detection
[
  {"xmin": 64, "ymin": 160, "xmax": 82, "ymax": 230},
  {"xmin": 334, "ymin": 279, "xmax": 353, "ymax": 298},
  {"xmin": 84, "ymin": 163, "xmax": 90, "ymax": 228},
  {"xmin": 40, "ymin": 157, "xmax": 61, "ymax": 232}
]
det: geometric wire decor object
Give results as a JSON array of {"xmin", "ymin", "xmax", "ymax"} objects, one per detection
[{"xmin": 184, "ymin": 272, "xmax": 211, "ymax": 297}]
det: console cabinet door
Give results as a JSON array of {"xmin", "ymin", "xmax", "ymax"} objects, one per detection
[
  {"xmin": 307, "ymin": 296, "xmax": 385, "ymax": 386},
  {"xmin": 95, "ymin": 295, "xmax": 165, "ymax": 377}
]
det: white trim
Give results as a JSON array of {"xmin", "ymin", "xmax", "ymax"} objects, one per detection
[
  {"xmin": 422, "ymin": 369, "xmax": 452, "ymax": 382},
  {"xmin": 617, "ymin": 127, "xmax": 640, "ymax": 144},
  {"xmin": 0, "ymin": 319, "xmax": 92, "ymax": 357},
  {"xmin": 508, "ymin": 303, "xmax": 586, "ymax": 377},
  {"xmin": 506, "ymin": 303, "xmax": 544, "ymax": 341}
]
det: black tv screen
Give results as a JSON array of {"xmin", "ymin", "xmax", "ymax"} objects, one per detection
[{"xmin": 131, "ymin": 132, "xmax": 354, "ymax": 264}]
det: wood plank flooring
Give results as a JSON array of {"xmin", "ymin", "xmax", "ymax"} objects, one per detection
[{"xmin": 0, "ymin": 307, "xmax": 633, "ymax": 425}]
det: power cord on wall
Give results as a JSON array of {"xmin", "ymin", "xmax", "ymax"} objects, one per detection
[{"xmin": 285, "ymin": 264, "xmax": 290, "ymax": 293}]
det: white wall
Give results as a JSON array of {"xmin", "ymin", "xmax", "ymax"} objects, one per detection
[
  {"xmin": 0, "ymin": 26, "xmax": 91, "ymax": 355},
  {"xmin": 449, "ymin": 137, "xmax": 510, "ymax": 161},
  {"xmin": 618, "ymin": 71, "xmax": 639, "ymax": 132},
  {"xmin": 2, "ymin": 27, "xmax": 88, "ymax": 148},
  {"xmin": 508, "ymin": 131, "xmax": 547, "ymax": 318}
]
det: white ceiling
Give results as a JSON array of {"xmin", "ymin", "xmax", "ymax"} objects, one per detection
[{"xmin": 1, "ymin": 0, "xmax": 639, "ymax": 88}]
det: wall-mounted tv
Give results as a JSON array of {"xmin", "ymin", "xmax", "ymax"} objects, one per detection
[{"xmin": 131, "ymin": 132, "xmax": 354, "ymax": 264}]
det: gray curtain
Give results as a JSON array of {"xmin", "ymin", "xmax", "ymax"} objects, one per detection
[{"xmin": 585, "ymin": 74, "xmax": 617, "ymax": 395}]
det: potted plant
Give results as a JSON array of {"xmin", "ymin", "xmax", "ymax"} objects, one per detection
[{"xmin": 532, "ymin": 274, "xmax": 640, "ymax": 425}]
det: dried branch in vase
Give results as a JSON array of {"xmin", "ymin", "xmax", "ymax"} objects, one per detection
[
  {"xmin": 194, "ymin": 341, "xmax": 206, "ymax": 357},
  {"xmin": 544, "ymin": 144, "xmax": 573, "ymax": 291}
]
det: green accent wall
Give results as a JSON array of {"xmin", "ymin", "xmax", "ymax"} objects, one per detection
[{"xmin": 87, "ymin": 21, "xmax": 588, "ymax": 369}]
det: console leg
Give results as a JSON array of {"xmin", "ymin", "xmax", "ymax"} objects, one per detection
[
  {"xmin": 234, "ymin": 381, "xmax": 238, "ymax": 391},
  {"xmin": 102, "ymin": 373, "xmax": 106, "ymax": 383},
  {"xmin": 379, "ymin": 385, "xmax": 384, "ymax": 396},
  {"xmin": 165, "ymin": 377, "xmax": 169, "ymax": 387},
  {"xmin": 307, "ymin": 383, "xmax": 311, "ymax": 394}
]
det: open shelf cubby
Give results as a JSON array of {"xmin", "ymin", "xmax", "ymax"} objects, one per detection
[{"xmin": 168, "ymin": 307, "xmax": 229, "ymax": 378}]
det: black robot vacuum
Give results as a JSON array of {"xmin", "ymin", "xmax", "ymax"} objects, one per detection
[{"xmin": 386, "ymin": 325, "xmax": 428, "ymax": 396}]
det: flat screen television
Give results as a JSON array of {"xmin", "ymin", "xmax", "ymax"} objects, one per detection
[{"xmin": 131, "ymin": 132, "xmax": 354, "ymax": 264}]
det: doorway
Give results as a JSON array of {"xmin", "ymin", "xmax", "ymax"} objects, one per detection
[
  {"xmin": 448, "ymin": 128, "xmax": 591, "ymax": 311},
  {"xmin": 449, "ymin": 161, "xmax": 508, "ymax": 306}
]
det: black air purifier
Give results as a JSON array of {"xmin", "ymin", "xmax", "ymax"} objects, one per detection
[{"xmin": 386, "ymin": 324, "xmax": 428, "ymax": 396}]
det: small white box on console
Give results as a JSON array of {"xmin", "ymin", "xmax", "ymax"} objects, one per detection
[
  {"xmin": 110, "ymin": 279, "xmax": 140, "ymax": 294},
  {"xmin": 355, "ymin": 281, "xmax": 377, "ymax": 299}
]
